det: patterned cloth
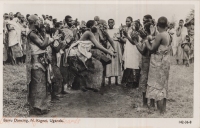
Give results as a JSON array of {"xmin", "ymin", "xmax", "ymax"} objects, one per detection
[
  {"xmin": 139, "ymin": 52, "xmax": 150, "ymax": 92},
  {"xmin": 121, "ymin": 68, "xmax": 140, "ymax": 86},
  {"xmin": 28, "ymin": 68, "xmax": 51, "ymax": 114},
  {"xmin": 146, "ymin": 33, "xmax": 171, "ymax": 101},
  {"xmin": 67, "ymin": 56, "xmax": 103, "ymax": 90}
]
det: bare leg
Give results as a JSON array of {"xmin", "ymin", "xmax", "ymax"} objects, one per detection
[
  {"xmin": 142, "ymin": 92, "xmax": 148, "ymax": 107},
  {"xmin": 156, "ymin": 101, "xmax": 160, "ymax": 110},
  {"xmin": 158, "ymin": 99, "xmax": 166, "ymax": 114},
  {"xmin": 176, "ymin": 59, "xmax": 179, "ymax": 65},
  {"xmin": 108, "ymin": 77, "xmax": 111, "ymax": 85},
  {"xmin": 150, "ymin": 99, "xmax": 155, "ymax": 107},
  {"xmin": 101, "ymin": 65, "xmax": 106, "ymax": 86},
  {"xmin": 115, "ymin": 76, "xmax": 118, "ymax": 85},
  {"xmin": 163, "ymin": 98, "xmax": 167, "ymax": 113}
]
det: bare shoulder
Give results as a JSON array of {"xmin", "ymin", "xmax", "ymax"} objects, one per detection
[
  {"xmin": 29, "ymin": 31, "xmax": 37, "ymax": 37},
  {"xmin": 84, "ymin": 31, "xmax": 92, "ymax": 35}
]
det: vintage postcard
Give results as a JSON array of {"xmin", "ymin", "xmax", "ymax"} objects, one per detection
[{"xmin": 0, "ymin": 0, "xmax": 199, "ymax": 128}]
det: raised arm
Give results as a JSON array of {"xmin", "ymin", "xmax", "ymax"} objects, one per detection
[
  {"xmin": 29, "ymin": 32, "xmax": 51, "ymax": 50},
  {"xmin": 123, "ymin": 30, "xmax": 135, "ymax": 45},
  {"xmin": 6, "ymin": 24, "xmax": 15, "ymax": 31},
  {"xmin": 135, "ymin": 40, "xmax": 148, "ymax": 55},
  {"xmin": 145, "ymin": 34, "xmax": 162, "ymax": 52},
  {"xmin": 101, "ymin": 30, "xmax": 116, "ymax": 51}
]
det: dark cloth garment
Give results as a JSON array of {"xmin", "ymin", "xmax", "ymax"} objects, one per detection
[
  {"xmin": 60, "ymin": 54, "xmax": 70, "ymax": 86},
  {"xmin": 3, "ymin": 32, "xmax": 8, "ymax": 62},
  {"xmin": 50, "ymin": 43, "xmax": 63, "ymax": 95},
  {"xmin": 90, "ymin": 48, "xmax": 111, "ymax": 65},
  {"xmin": 3, "ymin": 42, "xmax": 8, "ymax": 62},
  {"xmin": 121, "ymin": 68, "xmax": 140, "ymax": 87},
  {"xmin": 67, "ymin": 56, "xmax": 88, "ymax": 87},
  {"xmin": 28, "ymin": 68, "xmax": 50, "ymax": 115},
  {"xmin": 139, "ymin": 55, "xmax": 150, "ymax": 92},
  {"xmin": 70, "ymin": 56, "xmax": 103, "ymax": 90},
  {"xmin": 51, "ymin": 65, "xmax": 63, "ymax": 95}
]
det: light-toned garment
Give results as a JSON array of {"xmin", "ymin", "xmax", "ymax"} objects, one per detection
[
  {"xmin": 5, "ymin": 20, "xmax": 21, "ymax": 47},
  {"xmin": 146, "ymin": 32, "xmax": 171, "ymax": 101},
  {"xmin": 5, "ymin": 20, "xmax": 23, "ymax": 59},
  {"xmin": 176, "ymin": 27, "xmax": 188, "ymax": 61},
  {"xmin": 106, "ymin": 28, "xmax": 122, "ymax": 77},
  {"xmin": 167, "ymin": 28, "xmax": 177, "ymax": 56},
  {"xmin": 123, "ymin": 27, "xmax": 141, "ymax": 69},
  {"xmin": 68, "ymin": 40, "xmax": 94, "ymax": 65}
]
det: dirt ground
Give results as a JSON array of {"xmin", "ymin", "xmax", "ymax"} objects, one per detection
[{"xmin": 3, "ymin": 57, "xmax": 193, "ymax": 118}]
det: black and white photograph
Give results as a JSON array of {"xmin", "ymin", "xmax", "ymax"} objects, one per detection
[{"xmin": 1, "ymin": 0, "xmax": 200, "ymax": 127}]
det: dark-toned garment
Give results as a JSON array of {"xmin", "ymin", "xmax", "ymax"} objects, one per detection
[
  {"xmin": 21, "ymin": 35, "xmax": 27, "ymax": 55},
  {"xmin": 50, "ymin": 42, "xmax": 63, "ymax": 95},
  {"xmin": 121, "ymin": 68, "xmax": 140, "ymax": 87},
  {"xmin": 68, "ymin": 56, "xmax": 103, "ymax": 90},
  {"xmin": 139, "ymin": 55, "xmax": 150, "ymax": 92},
  {"xmin": 3, "ymin": 32, "xmax": 8, "ymax": 62},
  {"xmin": 28, "ymin": 68, "xmax": 50, "ymax": 114}
]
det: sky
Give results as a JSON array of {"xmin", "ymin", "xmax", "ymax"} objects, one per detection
[{"xmin": 4, "ymin": 4, "xmax": 194, "ymax": 27}]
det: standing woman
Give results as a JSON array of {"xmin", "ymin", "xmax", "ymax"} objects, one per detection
[
  {"xmin": 120, "ymin": 17, "xmax": 141, "ymax": 88},
  {"xmin": 145, "ymin": 17, "xmax": 171, "ymax": 114}
]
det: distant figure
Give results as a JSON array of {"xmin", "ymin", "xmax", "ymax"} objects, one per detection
[
  {"xmin": 5, "ymin": 13, "xmax": 23, "ymax": 64},
  {"xmin": 167, "ymin": 23, "xmax": 176, "ymax": 56},
  {"xmin": 94, "ymin": 16, "xmax": 100, "ymax": 24},
  {"xmin": 176, "ymin": 19, "xmax": 188, "ymax": 65},
  {"xmin": 181, "ymin": 35, "xmax": 191, "ymax": 67}
]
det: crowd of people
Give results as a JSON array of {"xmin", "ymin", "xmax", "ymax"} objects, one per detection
[{"xmin": 3, "ymin": 11, "xmax": 194, "ymax": 116}]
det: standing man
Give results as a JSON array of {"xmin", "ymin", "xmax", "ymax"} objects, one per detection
[
  {"xmin": 167, "ymin": 23, "xmax": 177, "ymax": 56},
  {"xmin": 176, "ymin": 19, "xmax": 188, "ymax": 65},
  {"xmin": 60, "ymin": 15, "xmax": 79, "ymax": 92},
  {"xmin": 106, "ymin": 19, "xmax": 122, "ymax": 85},
  {"xmin": 27, "ymin": 15, "xmax": 60, "ymax": 115}
]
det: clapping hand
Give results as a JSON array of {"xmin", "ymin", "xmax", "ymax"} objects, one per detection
[
  {"xmin": 122, "ymin": 30, "xmax": 128, "ymax": 37},
  {"xmin": 110, "ymin": 51, "xmax": 117, "ymax": 58},
  {"xmin": 101, "ymin": 29, "xmax": 109, "ymax": 37},
  {"xmin": 130, "ymin": 31, "xmax": 139, "ymax": 42},
  {"xmin": 53, "ymin": 30, "xmax": 62, "ymax": 40}
]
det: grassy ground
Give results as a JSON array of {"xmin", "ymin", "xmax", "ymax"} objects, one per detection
[
  {"xmin": 3, "ymin": 56, "xmax": 193, "ymax": 118},
  {"xmin": 3, "ymin": 64, "xmax": 29, "ymax": 117}
]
